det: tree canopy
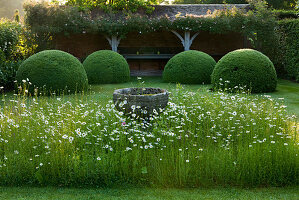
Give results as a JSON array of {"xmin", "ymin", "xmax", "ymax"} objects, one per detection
[{"xmin": 61, "ymin": 0, "xmax": 161, "ymax": 12}]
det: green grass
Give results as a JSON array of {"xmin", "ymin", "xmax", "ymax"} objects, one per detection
[
  {"xmin": 4, "ymin": 77, "xmax": 298, "ymax": 116},
  {"xmin": 0, "ymin": 77, "xmax": 298, "ymax": 198},
  {"xmin": 89, "ymin": 77, "xmax": 299, "ymax": 115},
  {"xmin": 266, "ymin": 79, "xmax": 299, "ymax": 116},
  {"xmin": 0, "ymin": 186, "xmax": 298, "ymax": 200},
  {"xmin": 0, "ymin": 78, "xmax": 298, "ymax": 187}
]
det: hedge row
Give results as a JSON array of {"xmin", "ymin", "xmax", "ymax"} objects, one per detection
[
  {"xmin": 272, "ymin": 9, "xmax": 299, "ymax": 20},
  {"xmin": 277, "ymin": 19, "xmax": 299, "ymax": 81}
]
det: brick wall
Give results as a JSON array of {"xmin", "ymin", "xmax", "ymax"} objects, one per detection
[
  {"xmin": 53, "ymin": 31, "xmax": 249, "ymax": 70},
  {"xmin": 53, "ymin": 33, "xmax": 111, "ymax": 59}
]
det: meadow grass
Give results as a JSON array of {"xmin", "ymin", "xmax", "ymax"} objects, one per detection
[
  {"xmin": 0, "ymin": 186, "xmax": 298, "ymax": 200},
  {"xmin": 0, "ymin": 78, "xmax": 297, "ymax": 187}
]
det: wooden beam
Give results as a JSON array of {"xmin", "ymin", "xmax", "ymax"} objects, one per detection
[
  {"xmin": 171, "ymin": 31, "xmax": 199, "ymax": 51},
  {"xmin": 105, "ymin": 35, "xmax": 112, "ymax": 46},
  {"xmin": 105, "ymin": 35, "xmax": 121, "ymax": 52},
  {"xmin": 171, "ymin": 30, "xmax": 184, "ymax": 46},
  {"xmin": 184, "ymin": 31, "xmax": 190, "ymax": 51}
]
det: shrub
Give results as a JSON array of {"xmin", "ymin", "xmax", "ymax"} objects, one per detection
[
  {"xmin": 0, "ymin": 19, "xmax": 37, "ymax": 61},
  {"xmin": 273, "ymin": 9, "xmax": 299, "ymax": 19},
  {"xmin": 0, "ymin": 60, "xmax": 22, "ymax": 91},
  {"xmin": 163, "ymin": 50, "xmax": 216, "ymax": 84},
  {"xmin": 211, "ymin": 49, "xmax": 277, "ymax": 93},
  {"xmin": 0, "ymin": 19, "xmax": 22, "ymax": 61},
  {"xmin": 83, "ymin": 50, "xmax": 130, "ymax": 84},
  {"xmin": 277, "ymin": 19, "xmax": 299, "ymax": 82},
  {"xmin": 16, "ymin": 50, "xmax": 88, "ymax": 94}
]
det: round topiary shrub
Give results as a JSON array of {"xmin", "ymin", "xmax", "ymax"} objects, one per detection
[
  {"xmin": 16, "ymin": 50, "xmax": 88, "ymax": 94},
  {"xmin": 211, "ymin": 49, "xmax": 277, "ymax": 93},
  {"xmin": 83, "ymin": 50, "xmax": 130, "ymax": 84},
  {"xmin": 163, "ymin": 50, "xmax": 216, "ymax": 84}
]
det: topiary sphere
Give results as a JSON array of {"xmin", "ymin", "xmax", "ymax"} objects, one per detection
[
  {"xmin": 16, "ymin": 50, "xmax": 88, "ymax": 94},
  {"xmin": 83, "ymin": 50, "xmax": 130, "ymax": 84},
  {"xmin": 163, "ymin": 50, "xmax": 216, "ymax": 84},
  {"xmin": 211, "ymin": 49, "xmax": 277, "ymax": 93}
]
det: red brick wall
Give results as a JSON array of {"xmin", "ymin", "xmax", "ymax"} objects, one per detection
[
  {"xmin": 53, "ymin": 33, "xmax": 110, "ymax": 59},
  {"xmin": 53, "ymin": 31, "xmax": 249, "ymax": 70},
  {"xmin": 120, "ymin": 31, "xmax": 181, "ymax": 48},
  {"xmin": 191, "ymin": 31, "xmax": 246, "ymax": 55}
]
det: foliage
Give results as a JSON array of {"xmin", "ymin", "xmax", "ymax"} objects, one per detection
[
  {"xmin": 172, "ymin": 0, "xmax": 298, "ymax": 9},
  {"xmin": 242, "ymin": 0, "xmax": 281, "ymax": 75},
  {"xmin": 24, "ymin": 2, "xmax": 278, "ymax": 57},
  {"xmin": 0, "ymin": 60, "xmax": 22, "ymax": 90},
  {"xmin": 273, "ymin": 9, "xmax": 299, "ymax": 19},
  {"xmin": 173, "ymin": 0, "xmax": 247, "ymax": 4},
  {"xmin": 25, "ymin": 2, "xmax": 255, "ymax": 36},
  {"xmin": 14, "ymin": 27, "xmax": 38, "ymax": 60},
  {"xmin": 0, "ymin": 85, "xmax": 297, "ymax": 187},
  {"xmin": 63, "ymin": 0, "xmax": 159, "ymax": 13},
  {"xmin": 277, "ymin": 19, "xmax": 299, "ymax": 81},
  {"xmin": 211, "ymin": 49, "xmax": 277, "ymax": 93},
  {"xmin": 163, "ymin": 50, "xmax": 216, "ymax": 84},
  {"xmin": 16, "ymin": 50, "xmax": 88, "ymax": 94},
  {"xmin": 265, "ymin": 0, "xmax": 297, "ymax": 9},
  {"xmin": 83, "ymin": 50, "xmax": 130, "ymax": 84},
  {"xmin": 0, "ymin": 19, "xmax": 37, "ymax": 61},
  {"xmin": 0, "ymin": 19, "xmax": 22, "ymax": 60}
]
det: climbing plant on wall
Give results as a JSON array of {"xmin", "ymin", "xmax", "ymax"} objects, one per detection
[
  {"xmin": 62, "ymin": 0, "xmax": 160, "ymax": 13},
  {"xmin": 24, "ymin": 1, "xmax": 278, "ymax": 61}
]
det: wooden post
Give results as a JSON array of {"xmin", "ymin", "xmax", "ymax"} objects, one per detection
[
  {"xmin": 105, "ymin": 35, "xmax": 121, "ymax": 52},
  {"xmin": 184, "ymin": 31, "xmax": 190, "ymax": 51},
  {"xmin": 171, "ymin": 31, "xmax": 199, "ymax": 51}
]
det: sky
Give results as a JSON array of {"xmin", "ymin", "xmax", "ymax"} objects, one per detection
[{"xmin": 0, "ymin": 0, "xmax": 65, "ymax": 19}]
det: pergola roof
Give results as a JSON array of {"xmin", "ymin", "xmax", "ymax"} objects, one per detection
[
  {"xmin": 151, "ymin": 4, "xmax": 251, "ymax": 19},
  {"xmin": 91, "ymin": 4, "xmax": 251, "ymax": 20}
]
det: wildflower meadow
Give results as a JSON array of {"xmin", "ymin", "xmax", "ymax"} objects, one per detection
[{"xmin": 0, "ymin": 83, "xmax": 297, "ymax": 187}]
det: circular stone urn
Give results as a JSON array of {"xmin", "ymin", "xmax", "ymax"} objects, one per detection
[{"xmin": 113, "ymin": 88, "xmax": 169, "ymax": 116}]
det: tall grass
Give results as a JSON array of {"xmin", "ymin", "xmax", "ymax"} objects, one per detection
[{"xmin": 0, "ymin": 85, "xmax": 298, "ymax": 187}]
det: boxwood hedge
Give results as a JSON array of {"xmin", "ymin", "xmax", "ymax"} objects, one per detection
[
  {"xmin": 83, "ymin": 50, "xmax": 130, "ymax": 84},
  {"xmin": 16, "ymin": 50, "xmax": 88, "ymax": 94},
  {"xmin": 211, "ymin": 49, "xmax": 277, "ymax": 93},
  {"xmin": 163, "ymin": 50, "xmax": 216, "ymax": 84}
]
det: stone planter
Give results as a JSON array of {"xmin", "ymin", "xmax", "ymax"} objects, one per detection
[{"xmin": 113, "ymin": 88, "xmax": 169, "ymax": 116}]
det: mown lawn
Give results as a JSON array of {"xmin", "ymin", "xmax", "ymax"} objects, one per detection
[
  {"xmin": 0, "ymin": 186, "xmax": 298, "ymax": 200},
  {"xmin": 267, "ymin": 79, "xmax": 299, "ymax": 116}
]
